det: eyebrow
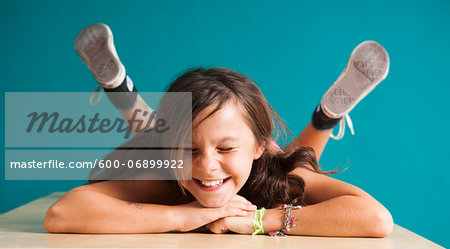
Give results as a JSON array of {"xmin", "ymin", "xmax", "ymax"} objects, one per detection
[
  {"xmin": 185, "ymin": 136, "xmax": 240, "ymax": 146},
  {"xmin": 217, "ymin": 136, "xmax": 240, "ymax": 143}
]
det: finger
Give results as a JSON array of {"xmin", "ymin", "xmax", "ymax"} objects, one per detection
[
  {"xmin": 224, "ymin": 206, "xmax": 249, "ymax": 217},
  {"xmin": 229, "ymin": 197, "xmax": 256, "ymax": 210},
  {"xmin": 210, "ymin": 224, "xmax": 228, "ymax": 234},
  {"xmin": 232, "ymin": 195, "xmax": 253, "ymax": 205},
  {"xmin": 229, "ymin": 200, "xmax": 257, "ymax": 211},
  {"xmin": 208, "ymin": 219, "xmax": 226, "ymax": 234}
]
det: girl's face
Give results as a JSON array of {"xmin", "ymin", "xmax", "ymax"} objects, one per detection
[{"xmin": 182, "ymin": 102, "xmax": 265, "ymax": 208}]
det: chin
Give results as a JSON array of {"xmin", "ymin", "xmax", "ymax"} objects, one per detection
[{"xmin": 197, "ymin": 198, "xmax": 227, "ymax": 208}]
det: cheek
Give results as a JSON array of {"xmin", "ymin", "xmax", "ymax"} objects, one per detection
[{"xmin": 226, "ymin": 153, "xmax": 254, "ymax": 184}]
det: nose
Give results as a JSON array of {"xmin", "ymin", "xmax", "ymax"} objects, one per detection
[{"xmin": 195, "ymin": 149, "xmax": 220, "ymax": 175}]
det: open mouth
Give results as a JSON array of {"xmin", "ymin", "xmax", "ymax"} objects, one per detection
[{"xmin": 193, "ymin": 176, "xmax": 232, "ymax": 190}]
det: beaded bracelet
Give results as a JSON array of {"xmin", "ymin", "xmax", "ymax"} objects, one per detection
[
  {"xmin": 252, "ymin": 208, "xmax": 265, "ymax": 236},
  {"xmin": 269, "ymin": 204, "xmax": 302, "ymax": 237}
]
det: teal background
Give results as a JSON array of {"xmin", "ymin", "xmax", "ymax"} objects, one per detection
[{"xmin": 1, "ymin": 0, "xmax": 449, "ymax": 247}]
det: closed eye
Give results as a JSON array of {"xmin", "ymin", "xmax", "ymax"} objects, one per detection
[
  {"xmin": 184, "ymin": 148, "xmax": 232, "ymax": 154},
  {"xmin": 218, "ymin": 148, "xmax": 233, "ymax": 152}
]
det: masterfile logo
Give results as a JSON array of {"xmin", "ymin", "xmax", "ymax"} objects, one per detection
[{"xmin": 4, "ymin": 92, "xmax": 192, "ymax": 181}]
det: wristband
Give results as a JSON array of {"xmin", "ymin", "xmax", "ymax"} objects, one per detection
[{"xmin": 252, "ymin": 208, "xmax": 265, "ymax": 236}]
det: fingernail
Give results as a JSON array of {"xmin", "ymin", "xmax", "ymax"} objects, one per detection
[{"xmin": 241, "ymin": 210, "xmax": 248, "ymax": 215}]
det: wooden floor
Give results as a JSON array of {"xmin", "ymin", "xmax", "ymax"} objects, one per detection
[{"xmin": 0, "ymin": 192, "xmax": 444, "ymax": 248}]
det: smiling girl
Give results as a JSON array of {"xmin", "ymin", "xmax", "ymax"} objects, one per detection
[{"xmin": 44, "ymin": 24, "xmax": 392, "ymax": 237}]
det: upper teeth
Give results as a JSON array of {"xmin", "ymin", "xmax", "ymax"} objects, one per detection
[{"xmin": 200, "ymin": 179, "xmax": 224, "ymax": 186}]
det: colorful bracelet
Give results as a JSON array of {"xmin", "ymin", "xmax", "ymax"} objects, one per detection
[
  {"xmin": 252, "ymin": 208, "xmax": 265, "ymax": 236},
  {"xmin": 269, "ymin": 204, "xmax": 302, "ymax": 237}
]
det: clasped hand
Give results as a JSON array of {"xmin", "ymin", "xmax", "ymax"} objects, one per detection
[
  {"xmin": 207, "ymin": 195, "xmax": 258, "ymax": 234},
  {"xmin": 180, "ymin": 195, "xmax": 257, "ymax": 234}
]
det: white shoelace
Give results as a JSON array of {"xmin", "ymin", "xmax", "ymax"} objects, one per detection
[
  {"xmin": 330, "ymin": 114, "xmax": 355, "ymax": 140},
  {"xmin": 89, "ymin": 86, "xmax": 104, "ymax": 106}
]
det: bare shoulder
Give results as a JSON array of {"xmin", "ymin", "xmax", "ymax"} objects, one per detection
[{"xmin": 75, "ymin": 180, "xmax": 189, "ymax": 205}]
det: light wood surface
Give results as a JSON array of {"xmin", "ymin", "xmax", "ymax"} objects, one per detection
[{"xmin": 0, "ymin": 192, "xmax": 443, "ymax": 248}]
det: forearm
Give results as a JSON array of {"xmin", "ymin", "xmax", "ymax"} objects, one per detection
[
  {"xmin": 263, "ymin": 195, "xmax": 393, "ymax": 237},
  {"xmin": 45, "ymin": 188, "xmax": 225, "ymax": 234},
  {"xmin": 45, "ymin": 189, "xmax": 178, "ymax": 233}
]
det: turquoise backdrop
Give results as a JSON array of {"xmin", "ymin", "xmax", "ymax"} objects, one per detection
[{"xmin": 1, "ymin": 0, "xmax": 449, "ymax": 247}]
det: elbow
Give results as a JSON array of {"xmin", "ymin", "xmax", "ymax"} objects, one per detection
[
  {"xmin": 44, "ymin": 187, "xmax": 90, "ymax": 233},
  {"xmin": 44, "ymin": 203, "xmax": 69, "ymax": 233},
  {"xmin": 367, "ymin": 208, "xmax": 394, "ymax": 238}
]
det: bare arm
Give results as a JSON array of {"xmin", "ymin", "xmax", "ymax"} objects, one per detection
[
  {"xmin": 263, "ymin": 166, "xmax": 393, "ymax": 237},
  {"xmin": 44, "ymin": 181, "xmax": 256, "ymax": 233},
  {"xmin": 209, "ymin": 166, "xmax": 393, "ymax": 237},
  {"xmin": 45, "ymin": 187, "xmax": 178, "ymax": 233}
]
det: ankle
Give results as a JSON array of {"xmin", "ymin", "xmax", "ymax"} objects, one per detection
[
  {"xmin": 104, "ymin": 75, "xmax": 138, "ymax": 110},
  {"xmin": 311, "ymin": 104, "xmax": 341, "ymax": 131}
]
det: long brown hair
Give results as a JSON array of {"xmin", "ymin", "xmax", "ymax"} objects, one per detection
[
  {"xmin": 165, "ymin": 67, "xmax": 340, "ymax": 208},
  {"xmin": 89, "ymin": 67, "xmax": 341, "ymax": 207}
]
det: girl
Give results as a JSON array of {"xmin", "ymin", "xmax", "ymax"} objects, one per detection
[{"xmin": 44, "ymin": 23, "xmax": 392, "ymax": 237}]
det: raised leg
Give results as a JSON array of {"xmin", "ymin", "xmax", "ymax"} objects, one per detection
[
  {"xmin": 75, "ymin": 23, "xmax": 155, "ymax": 136},
  {"xmin": 283, "ymin": 41, "xmax": 390, "ymax": 160},
  {"xmin": 119, "ymin": 94, "xmax": 155, "ymax": 136},
  {"xmin": 283, "ymin": 122, "xmax": 332, "ymax": 161}
]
